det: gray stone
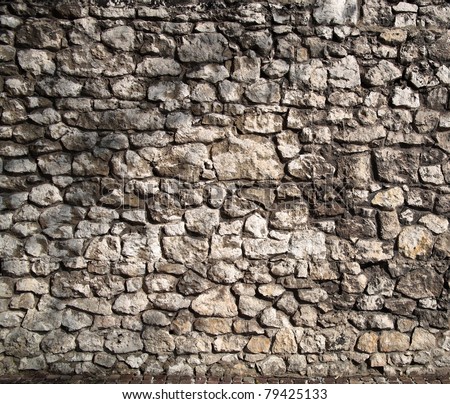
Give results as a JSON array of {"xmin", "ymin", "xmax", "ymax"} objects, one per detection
[
  {"xmin": 313, "ymin": 0, "xmax": 359, "ymax": 25},
  {"xmin": 176, "ymin": 332, "xmax": 212, "ymax": 354},
  {"xmin": 113, "ymin": 291, "xmax": 148, "ymax": 315},
  {"xmin": 142, "ymin": 329, "xmax": 174, "ymax": 353},
  {"xmin": 392, "ymin": 87, "xmax": 420, "ymax": 108},
  {"xmin": 85, "ymin": 236, "xmax": 121, "ymax": 261},
  {"xmin": 245, "ymin": 81, "xmax": 281, "ymax": 104},
  {"xmin": 61, "ymin": 309, "xmax": 93, "ymax": 332},
  {"xmin": 4, "ymin": 328, "xmax": 43, "ymax": 357},
  {"xmin": 16, "ymin": 19, "xmax": 64, "ymax": 50},
  {"xmin": 16, "ymin": 278, "xmax": 49, "ymax": 295},
  {"xmin": 374, "ymin": 149, "xmax": 420, "ymax": 183},
  {"xmin": 37, "ymin": 77, "xmax": 83, "ymax": 98},
  {"xmin": 41, "ymin": 330, "xmax": 76, "ymax": 354},
  {"xmin": 187, "ymin": 64, "xmax": 229, "ymax": 83},
  {"xmin": 29, "ymin": 184, "xmax": 62, "ymax": 207},
  {"xmin": 68, "ymin": 298, "xmax": 112, "ymax": 315},
  {"xmin": 178, "ymin": 33, "xmax": 229, "ymax": 63},
  {"xmin": 142, "ymin": 310, "xmax": 171, "ymax": 327},
  {"xmin": 410, "ymin": 328, "xmax": 436, "ymax": 351},
  {"xmin": 396, "ymin": 268, "xmax": 443, "ymax": 299},
  {"xmin": 102, "ymin": 26, "xmax": 135, "ymax": 51},
  {"xmin": 185, "ymin": 206, "xmax": 220, "ymax": 236},
  {"xmin": 232, "ymin": 56, "xmax": 260, "ymax": 82},
  {"xmin": 0, "ymin": 235, "xmax": 22, "ymax": 258},
  {"xmin": 243, "ymin": 238, "xmax": 289, "ymax": 259},
  {"xmin": 105, "ymin": 330, "xmax": 143, "ymax": 354},
  {"xmin": 77, "ymin": 110, "xmax": 164, "ymax": 131},
  {"xmin": 0, "ymin": 311, "xmax": 25, "ymax": 328}
]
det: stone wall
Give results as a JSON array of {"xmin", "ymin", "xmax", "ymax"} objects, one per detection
[{"xmin": 0, "ymin": 0, "xmax": 449, "ymax": 378}]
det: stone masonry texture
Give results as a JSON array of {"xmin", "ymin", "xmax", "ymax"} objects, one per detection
[{"xmin": 0, "ymin": 0, "xmax": 449, "ymax": 379}]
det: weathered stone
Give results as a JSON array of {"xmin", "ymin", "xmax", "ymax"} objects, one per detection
[
  {"xmin": 398, "ymin": 226, "xmax": 434, "ymax": 259},
  {"xmin": 243, "ymin": 238, "xmax": 289, "ymax": 259},
  {"xmin": 0, "ymin": 235, "xmax": 23, "ymax": 258},
  {"xmin": 61, "ymin": 309, "xmax": 93, "ymax": 332},
  {"xmin": 392, "ymin": 87, "xmax": 420, "ymax": 108},
  {"xmin": 162, "ymin": 236, "xmax": 208, "ymax": 265},
  {"xmin": 194, "ymin": 318, "xmax": 232, "ymax": 335},
  {"xmin": 191, "ymin": 286, "xmax": 238, "ymax": 318},
  {"xmin": 17, "ymin": 19, "xmax": 64, "ymax": 50},
  {"xmin": 232, "ymin": 56, "xmax": 260, "ymax": 82},
  {"xmin": 210, "ymin": 235, "xmax": 242, "ymax": 261},
  {"xmin": 142, "ymin": 310, "xmax": 171, "ymax": 327},
  {"xmin": 287, "ymin": 154, "xmax": 335, "ymax": 180},
  {"xmin": 214, "ymin": 335, "xmax": 248, "ymax": 353},
  {"xmin": 4, "ymin": 328, "xmax": 43, "ymax": 357},
  {"xmin": 272, "ymin": 329, "xmax": 298, "ymax": 354},
  {"xmin": 41, "ymin": 330, "xmax": 76, "ymax": 354},
  {"xmin": 356, "ymin": 332, "xmax": 378, "ymax": 353},
  {"xmin": 396, "ymin": 268, "xmax": 443, "ymax": 299},
  {"xmin": 239, "ymin": 296, "xmax": 270, "ymax": 318},
  {"xmin": 246, "ymin": 336, "xmax": 271, "ymax": 353},
  {"xmin": 105, "ymin": 330, "xmax": 143, "ymax": 354},
  {"xmin": 37, "ymin": 77, "xmax": 83, "ymax": 98},
  {"xmin": 379, "ymin": 331, "xmax": 410, "ymax": 352},
  {"xmin": 364, "ymin": 61, "xmax": 402, "ymax": 86},
  {"xmin": 185, "ymin": 206, "xmax": 220, "ymax": 236},
  {"xmin": 22, "ymin": 309, "xmax": 62, "ymax": 332},
  {"xmin": 186, "ymin": 64, "xmax": 229, "ymax": 83},
  {"xmin": 37, "ymin": 153, "xmax": 71, "ymax": 175},
  {"xmin": 371, "ymin": 187, "xmax": 404, "ymax": 210},
  {"xmin": 16, "ymin": 278, "xmax": 49, "ymax": 295},
  {"xmin": 113, "ymin": 291, "xmax": 148, "ymax": 315},
  {"xmin": 178, "ymin": 271, "xmax": 213, "ymax": 296},
  {"xmin": 334, "ymin": 124, "xmax": 386, "ymax": 144},
  {"xmin": 419, "ymin": 165, "xmax": 445, "ymax": 185},
  {"xmin": 257, "ymin": 356, "xmax": 286, "ymax": 376},
  {"xmin": 244, "ymin": 213, "xmax": 268, "ymax": 238},
  {"xmin": 142, "ymin": 329, "xmax": 175, "ymax": 353},
  {"xmin": 290, "ymin": 230, "xmax": 327, "ymax": 260},
  {"xmin": 212, "ymin": 135, "xmax": 283, "ymax": 181},
  {"xmin": 155, "ymin": 143, "xmax": 208, "ymax": 182},
  {"xmin": 68, "ymin": 298, "xmax": 112, "ymax": 316},
  {"xmin": 85, "ymin": 236, "xmax": 121, "ymax": 261},
  {"xmin": 176, "ymin": 332, "xmax": 212, "ymax": 354},
  {"xmin": 329, "ymin": 56, "xmax": 361, "ymax": 88},
  {"xmin": 410, "ymin": 328, "xmax": 436, "ymax": 351},
  {"xmin": 245, "ymin": 81, "xmax": 281, "ymax": 104},
  {"xmin": 17, "ymin": 49, "xmax": 52, "ymax": 76},
  {"xmin": 178, "ymin": 33, "xmax": 229, "ymax": 63},
  {"xmin": 102, "ymin": 26, "xmax": 135, "ymax": 51},
  {"xmin": 29, "ymin": 184, "xmax": 62, "ymax": 207},
  {"xmin": 208, "ymin": 262, "xmax": 243, "ymax": 284},
  {"xmin": 148, "ymin": 293, "xmax": 190, "ymax": 312},
  {"xmin": 355, "ymin": 240, "xmax": 394, "ymax": 263},
  {"xmin": 313, "ymin": 0, "xmax": 359, "ymax": 25},
  {"xmin": 77, "ymin": 110, "xmax": 164, "ymax": 131},
  {"xmin": 238, "ymin": 113, "xmax": 283, "ymax": 134},
  {"xmin": 0, "ymin": 311, "xmax": 25, "ymax": 328}
]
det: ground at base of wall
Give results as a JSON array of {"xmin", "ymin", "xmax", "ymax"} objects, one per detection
[{"xmin": 0, "ymin": 372, "xmax": 449, "ymax": 385}]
